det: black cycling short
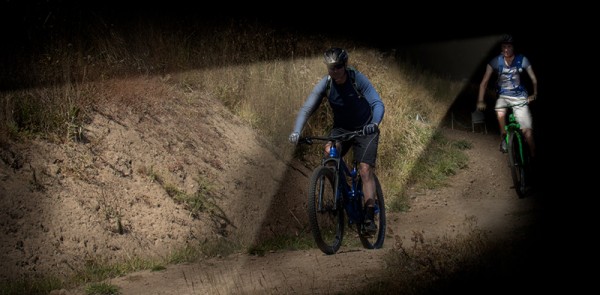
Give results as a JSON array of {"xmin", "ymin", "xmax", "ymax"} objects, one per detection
[{"xmin": 329, "ymin": 128, "xmax": 380, "ymax": 167}]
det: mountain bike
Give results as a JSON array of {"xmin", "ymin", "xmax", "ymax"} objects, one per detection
[
  {"xmin": 298, "ymin": 130, "xmax": 386, "ymax": 255},
  {"xmin": 501, "ymin": 102, "xmax": 532, "ymax": 198}
]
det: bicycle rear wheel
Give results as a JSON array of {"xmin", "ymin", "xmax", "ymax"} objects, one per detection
[
  {"xmin": 358, "ymin": 175, "xmax": 386, "ymax": 249},
  {"xmin": 507, "ymin": 131, "xmax": 527, "ymax": 198},
  {"xmin": 307, "ymin": 166, "xmax": 344, "ymax": 255}
]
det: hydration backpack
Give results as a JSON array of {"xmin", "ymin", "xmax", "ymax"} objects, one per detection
[
  {"xmin": 325, "ymin": 66, "xmax": 365, "ymax": 99},
  {"xmin": 496, "ymin": 54, "xmax": 526, "ymax": 93},
  {"xmin": 497, "ymin": 54, "xmax": 524, "ymax": 74}
]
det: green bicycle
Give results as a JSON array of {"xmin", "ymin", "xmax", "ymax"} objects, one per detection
[{"xmin": 503, "ymin": 106, "xmax": 532, "ymax": 198}]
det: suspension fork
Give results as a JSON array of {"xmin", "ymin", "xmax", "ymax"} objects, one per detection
[{"xmin": 318, "ymin": 157, "xmax": 341, "ymax": 211}]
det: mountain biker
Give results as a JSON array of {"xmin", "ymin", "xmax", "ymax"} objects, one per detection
[
  {"xmin": 288, "ymin": 47, "xmax": 385, "ymax": 234},
  {"xmin": 476, "ymin": 34, "xmax": 538, "ymax": 158}
]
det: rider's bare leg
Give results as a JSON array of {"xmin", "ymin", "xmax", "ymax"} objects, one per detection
[
  {"xmin": 496, "ymin": 110, "xmax": 507, "ymax": 139},
  {"xmin": 359, "ymin": 162, "xmax": 376, "ymax": 208},
  {"xmin": 523, "ymin": 128, "xmax": 536, "ymax": 158}
]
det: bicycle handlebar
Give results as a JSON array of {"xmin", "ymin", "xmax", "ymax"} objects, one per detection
[{"xmin": 298, "ymin": 130, "xmax": 365, "ymax": 145}]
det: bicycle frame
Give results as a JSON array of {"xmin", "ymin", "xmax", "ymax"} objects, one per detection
[
  {"xmin": 501, "ymin": 103, "xmax": 531, "ymax": 198},
  {"xmin": 324, "ymin": 144, "xmax": 363, "ymax": 224},
  {"xmin": 504, "ymin": 113, "xmax": 526, "ymax": 166}
]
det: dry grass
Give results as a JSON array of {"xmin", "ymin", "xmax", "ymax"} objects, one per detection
[{"xmin": 0, "ymin": 16, "xmax": 471, "ymax": 295}]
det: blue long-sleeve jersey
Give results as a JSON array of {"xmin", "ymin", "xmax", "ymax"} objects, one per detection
[{"xmin": 292, "ymin": 69, "xmax": 384, "ymax": 134}]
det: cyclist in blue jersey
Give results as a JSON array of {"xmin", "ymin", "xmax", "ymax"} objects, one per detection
[
  {"xmin": 289, "ymin": 47, "xmax": 385, "ymax": 234},
  {"xmin": 477, "ymin": 34, "xmax": 538, "ymax": 157}
]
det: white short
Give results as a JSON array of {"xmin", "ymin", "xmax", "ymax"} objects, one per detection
[{"xmin": 495, "ymin": 95, "xmax": 533, "ymax": 130}]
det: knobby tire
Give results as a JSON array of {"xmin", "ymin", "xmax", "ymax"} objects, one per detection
[
  {"xmin": 507, "ymin": 131, "xmax": 528, "ymax": 198},
  {"xmin": 357, "ymin": 175, "xmax": 386, "ymax": 249},
  {"xmin": 307, "ymin": 166, "xmax": 344, "ymax": 255}
]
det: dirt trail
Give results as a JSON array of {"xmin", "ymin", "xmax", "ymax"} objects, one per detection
[{"xmin": 60, "ymin": 128, "xmax": 548, "ymax": 295}]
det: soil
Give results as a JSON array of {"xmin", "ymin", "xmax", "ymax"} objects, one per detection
[{"xmin": 0, "ymin": 76, "xmax": 561, "ymax": 294}]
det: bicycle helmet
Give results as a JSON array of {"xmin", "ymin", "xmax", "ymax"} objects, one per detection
[
  {"xmin": 501, "ymin": 34, "xmax": 514, "ymax": 44},
  {"xmin": 323, "ymin": 48, "xmax": 348, "ymax": 66}
]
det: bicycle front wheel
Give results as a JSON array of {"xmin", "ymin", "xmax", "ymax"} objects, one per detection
[
  {"xmin": 358, "ymin": 174, "xmax": 386, "ymax": 249},
  {"xmin": 507, "ymin": 131, "xmax": 527, "ymax": 198},
  {"xmin": 307, "ymin": 166, "xmax": 344, "ymax": 255}
]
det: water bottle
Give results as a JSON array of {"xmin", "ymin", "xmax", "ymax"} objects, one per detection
[{"xmin": 329, "ymin": 145, "xmax": 338, "ymax": 158}]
